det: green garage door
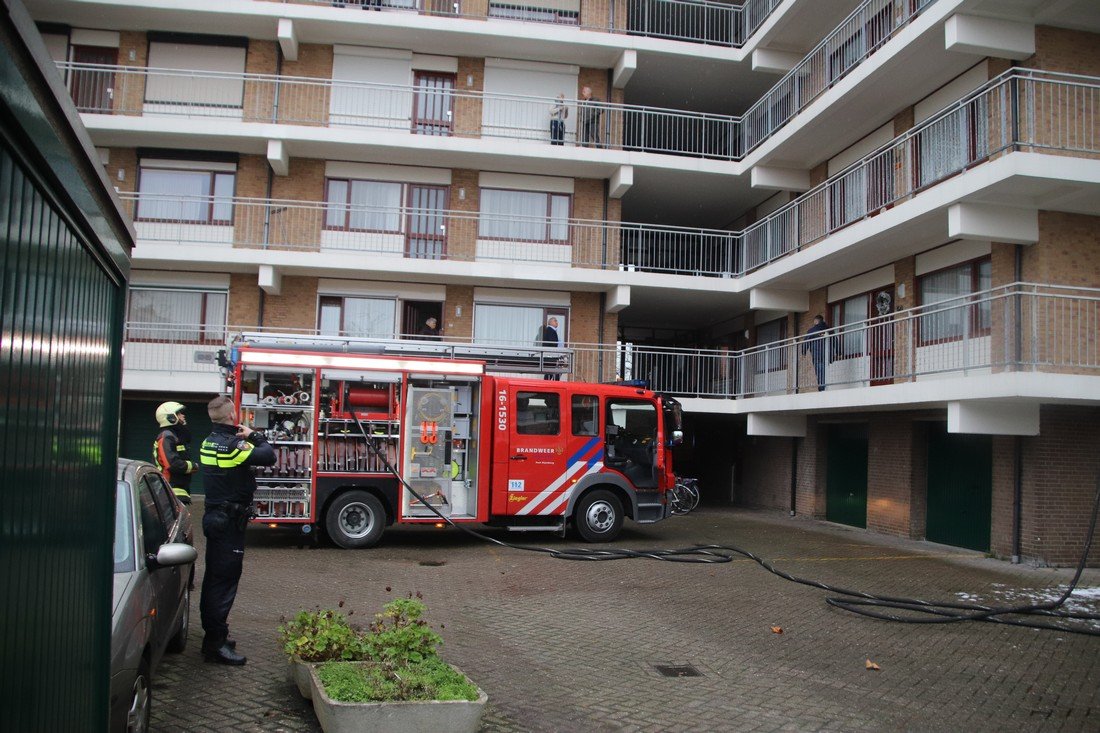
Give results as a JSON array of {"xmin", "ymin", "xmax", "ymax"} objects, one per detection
[
  {"xmin": 926, "ymin": 423, "xmax": 992, "ymax": 551},
  {"xmin": 826, "ymin": 424, "xmax": 868, "ymax": 528},
  {"xmin": 120, "ymin": 397, "xmax": 214, "ymax": 495}
]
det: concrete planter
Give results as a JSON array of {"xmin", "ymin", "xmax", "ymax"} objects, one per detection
[
  {"xmin": 287, "ymin": 658, "xmax": 313, "ymax": 700},
  {"xmin": 308, "ymin": 662, "xmax": 487, "ymax": 733}
]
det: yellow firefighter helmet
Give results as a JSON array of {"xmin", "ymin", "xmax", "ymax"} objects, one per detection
[{"xmin": 155, "ymin": 401, "xmax": 187, "ymax": 428}]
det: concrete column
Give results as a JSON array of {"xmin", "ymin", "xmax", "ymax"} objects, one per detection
[
  {"xmin": 747, "ymin": 413, "xmax": 806, "ymax": 437},
  {"xmin": 751, "ymin": 48, "xmax": 802, "ymax": 74},
  {"xmin": 613, "ymin": 50, "xmax": 636, "ymax": 89},
  {"xmin": 750, "ymin": 165, "xmax": 811, "ymax": 192},
  {"xmin": 947, "ymin": 203, "xmax": 1038, "ymax": 244},
  {"xmin": 258, "ymin": 264, "xmax": 282, "ymax": 296},
  {"xmin": 945, "ymin": 14, "xmax": 1034, "ymax": 60},
  {"xmin": 609, "ymin": 165, "xmax": 633, "ymax": 199},
  {"xmin": 749, "ymin": 287, "xmax": 808, "ymax": 312},
  {"xmin": 267, "ymin": 139, "xmax": 289, "ymax": 176},
  {"xmin": 947, "ymin": 400, "xmax": 1040, "ymax": 436},
  {"xmin": 277, "ymin": 19, "xmax": 299, "ymax": 61},
  {"xmin": 605, "ymin": 285, "xmax": 630, "ymax": 313}
]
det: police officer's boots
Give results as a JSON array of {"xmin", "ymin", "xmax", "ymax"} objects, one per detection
[{"xmin": 203, "ymin": 637, "xmax": 246, "ymax": 666}]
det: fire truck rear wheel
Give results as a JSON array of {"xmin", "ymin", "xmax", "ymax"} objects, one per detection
[
  {"xmin": 574, "ymin": 489, "xmax": 623, "ymax": 543},
  {"xmin": 326, "ymin": 490, "xmax": 385, "ymax": 549}
]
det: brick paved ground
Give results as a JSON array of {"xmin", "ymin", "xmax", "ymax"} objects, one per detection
[{"xmin": 152, "ymin": 503, "xmax": 1100, "ymax": 733}]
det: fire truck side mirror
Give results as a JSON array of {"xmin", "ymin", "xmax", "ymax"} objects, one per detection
[{"xmin": 668, "ymin": 429, "xmax": 684, "ymax": 448}]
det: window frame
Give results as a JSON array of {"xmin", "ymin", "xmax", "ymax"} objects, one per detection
[
  {"xmin": 126, "ymin": 287, "xmax": 228, "ymax": 345},
  {"xmin": 829, "ymin": 290, "xmax": 874, "ymax": 361},
  {"xmin": 323, "ymin": 178, "xmax": 406, "ymax": 234},
  {"xmin": 135, "ymin": 166, "xmax": 237, "ymax": 225},
  {"xmin": 753, "ymin": 316, "xmax": 789, "ymax": 372},
  {"xmin": 916, "ymin": 256, "xmax": 993, "ymax": 346},
  {"xmin": 472, "ymin": 302, "xmax": 569, "ymax": 347},
  {"xmin": 317, "ymin": 294, "xmax": 399, "ymax": 339},
  {"xmin": 516, "ymin": 390, "xmax": 561, "ymax": 436},
  {"xmin": 477, "ymin": 188, "xmax": 573, "ymax": 244}
]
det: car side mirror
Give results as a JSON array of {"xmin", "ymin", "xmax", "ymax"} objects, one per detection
[
  {"xmin": 667, "ymin": 429, "xmax": 684, "ymax": 448},
  {"xmin": 146, "ymin": 542, "xmax": 198, "ymax": 570}
]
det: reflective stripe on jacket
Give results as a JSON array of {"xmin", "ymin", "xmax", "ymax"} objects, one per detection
[{"xmin": 200, "ymin": 423, "xmax": 277, "ymax": 507}]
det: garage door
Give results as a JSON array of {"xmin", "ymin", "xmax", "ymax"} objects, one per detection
[
  {"xmin": 825, "ymin": 423, "xmax": 868, "ymax": 528},
  {"xmin": 120, "ymin": 398, "xmax": 214, "ymax": 495},
  {"xmin": 926, "ymin": 422, "xmax": 991, "ymax": 551}
]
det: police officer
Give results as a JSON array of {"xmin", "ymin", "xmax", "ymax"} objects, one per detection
[
  {"xmin": 153, "ymin": 401, "xmax": 197, "ymax": 504},
  {"xmin": 198, "ymin": 395, "xmax": 275, "ymax": 665}
]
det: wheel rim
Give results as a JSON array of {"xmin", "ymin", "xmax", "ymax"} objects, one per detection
[
  {"xmin": 585, "ymin": 500, "xmax": 616, "ymax": 533},
  {"xmin": 339, "ymin": 501, "xmax": 376, "ymax": 539},
  {"xmin": 127, "ymin": 674, "xmax": 149, "ymax": 733}
]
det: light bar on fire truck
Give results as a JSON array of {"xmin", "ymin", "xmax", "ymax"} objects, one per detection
[{"xmin": 237, "ymin": 350, "xmax": 485, "ymax": 376}]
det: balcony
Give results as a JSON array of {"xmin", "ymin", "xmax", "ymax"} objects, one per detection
[
  {"xmin": 60, "ymin": 61, "xmax": 743, "ymax": 161},
  {"xmin": 276, "ymin": 0, "xmax": 782, "ymax": 48},
  {"xmin": 123, "ymin": 284, "xmax": 1100, "ymax": 409},
  {"xmin": 118, "ymin": 70, "xmax": 1100, "ymax": 282}
]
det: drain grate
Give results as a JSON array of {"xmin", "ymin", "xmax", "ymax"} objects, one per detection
[
  {"xmin": 653, "ymin": 664, "xmax": 702, "ymax": 678},
  {"xmin": 418, "ymin": 560, "xmax": 446, "ymax": 567}
]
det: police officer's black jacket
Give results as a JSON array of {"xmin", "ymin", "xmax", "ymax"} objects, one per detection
[{"xmin": 200, "ymin": 423, "xmax": 276, "ymax": 507}]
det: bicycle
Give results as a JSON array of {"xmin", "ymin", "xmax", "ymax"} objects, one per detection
[{"xmin": 669, "ymin": 476, "xmax": 701, "ymax": 515}]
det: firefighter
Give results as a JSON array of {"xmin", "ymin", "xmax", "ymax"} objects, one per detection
[
  {"xmin": 198, "ymin": 394, "xmax": 276, "ymax": 665},
  {"xmin": 153, "ymin": 401, "xmax": 197, "ymax": 505}
]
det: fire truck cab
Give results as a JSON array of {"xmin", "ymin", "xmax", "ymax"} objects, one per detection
[{"xmin": 227, "ymin": 336, "xmax": 683, "ymax": 548}]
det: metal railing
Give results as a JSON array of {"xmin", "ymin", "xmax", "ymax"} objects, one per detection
[
  {"xmin": 116, "ymin": 70, "xmax": 1100, "ymax": 278},
  {"xmin": 742, "ymin": 0, "xmax": 938, "ymax": 156},
  {"xmin": 738, "ymin": 69, "xmax": 1100, "ymax": 276},
  {"xmin": 58, "ymin": 61, "xmax": 742, "ymax": 160},
  {"xmin": 118, "ymin": 191, "xmax": 742, "ymax": 274},
  {"xmin": 275, "ymin": 0, "xmax": 783, "ymax": 47},
  {"xmin": 122, "ymin": 284, "xmax": 1100, "ymax": 399}
]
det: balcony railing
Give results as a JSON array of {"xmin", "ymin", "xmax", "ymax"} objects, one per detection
[
  {"xmin": 742, "ymin": 0, "xmax": 939, "ymax": 156},
  {"xmin": 738, "ymin": 69, "xmax": 1100, "ymax": 276},
  {"xmin": 59, "ymin": 61, "xmax": 742, "ymax": 160},
  {"xmin": 117, "ymin": 70, "xmax": 1100, "ymax": 278},
  {"xmin": 275, "ymin": 0, "xmax": 783, "ymax": 48},
  {"xmin": 119, "ymin": 191, "xmax": 741, "ymax": 274},
  {"xmin": 123, "ymin": 284, "xmax": 1100, "ymax": 400}
]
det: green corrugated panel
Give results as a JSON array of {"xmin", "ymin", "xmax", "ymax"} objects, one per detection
[{"xmin": 0, "ymin": 127, "xmax": 124, "ymax": 731}]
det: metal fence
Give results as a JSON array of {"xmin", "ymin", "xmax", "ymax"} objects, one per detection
[
  {"xmin": 741, "ymin": 0, "xmax": 938, "ymax": 156},
  {"xmin": 123, "ymin": 284, "xmax": 1100, "ymax": 399},
  {"xmin": 59, "ymin": 61, "xmax": 744, "ymax": 160},
  {"xmin": 279, "ymin": 0, "xmax": 783, "ymax": 47}
]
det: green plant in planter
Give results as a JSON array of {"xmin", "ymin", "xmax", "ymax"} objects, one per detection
[
  {"xmin": 363, "ymin": 597, "xmax": 442, "ymax": 666},
  {"xmin": 317, "ymin": 657, "xmax": 479, "ymax": 703},
  {"xmin": 279, "ymin": 608, "xmax": 371, "ymax": 662}
]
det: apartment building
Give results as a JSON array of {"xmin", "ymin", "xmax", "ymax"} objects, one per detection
[{"xmin": 26, "ymin": 0, "xmax": 1100, "ymax": 566}]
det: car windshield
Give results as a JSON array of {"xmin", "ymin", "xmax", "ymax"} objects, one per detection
[{"xmin": 113, "ymin": 481, "xmax": 135, "ymax": 573}]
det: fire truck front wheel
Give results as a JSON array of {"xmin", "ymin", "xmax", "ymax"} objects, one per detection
[
  {"xmin": 325, "ymin": 490, "xmax": 385, "ymax": 549},
  {"xmin": 574, "ymin": 489, "xmax": 624, "ymax": 543}
]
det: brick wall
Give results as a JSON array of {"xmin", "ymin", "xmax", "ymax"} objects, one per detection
[
  {"xmin": 1018, "ymin": 405, "xmax": 1100, "ymax": 567},
  {"xmin": 261, "ymin": 276, "xmax": 320, "ymax": 331},
  {"xmin": 243, "ymin": 40, "xmax": 277, "ymax": 122},
  {"xmin": 454, "ymin": 57, "xmax": 484, "ymax": 138},
  {"xmin": 740, "ymin": 436, "xmax": 792, "ymax": 510},
  {"xmin": 444, "ymin": 285, "xmax": 474, "ymax": 339},
  {"xmin": 989, "ymin": 434, "xmax": 1016, "ymax": 559},
  {"xmin": 279, "ymin": 44, "xmax": 334, "ymax": 126},
  {"xmin": 1025, "ymin": 212, "xmax": 1100, "ymax": 286},
  {"xmin": 1025, "ymin": 27, "xmax": 1100, "ymax": 76},
  {"xmin": 448, "ymin": 169, "xmax": 479, "ymax": 261},
  {"xmin": 116, "ymin": 31, "xmax": 147, "ymax": 115},
  {"xmin": 233, "ymin": 155, "xmax": 269, "ymax": 248},
  {"xmin": 866, "ymin": 415, "xmax": 913, "ymax": 537},
  {"xmin": 228, "ymin": 273, "xmax": 260, "ymax": 327},
  {"xmin": 572, "ymin": 178, "xmax": 608, "ymax": 267}
]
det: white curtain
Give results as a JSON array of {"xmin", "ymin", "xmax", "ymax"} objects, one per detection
[
  {"xmin": 348, "ymin": 181, "xmax": 402, "ymax": 232},
  {"xmin": 479, "ymin": 190, "xmax": 549, "ymax": 240},
  {"xmin": 474, "ymin": 304, "xmax": 544, "ymax": 346},
  {"xmin": 138, "ymin": 169, "xmax": 210, "ymax": 221},
  {"xmin": 342, "ymin": 297, "xmax": 397, "ymax": 338},
  {"xmin": 128, "ymin": 289, "xmax": 225, "ymax": 340},
  {"xmin": 145, "ymin": 42, "xmax": 245, "ymax": 108}
]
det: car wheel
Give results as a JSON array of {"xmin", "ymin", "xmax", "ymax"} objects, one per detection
[
  {"xmin": 574, "ymin": 489, "xmax": 624, "ymax": 542},
  {"xmin": 165, "ymin": 585, "xmax": 190, "ymax": 653},
  {"xmin": 325, "ymin": 490, "xmax": 385, "ymax": 549},
  {"xmin": 127, "ymin": 658, "xmax": 151, "ymax": 733}
]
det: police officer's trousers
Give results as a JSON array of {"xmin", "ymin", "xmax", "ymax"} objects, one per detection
[{"xmin": 199, "ymin": 508, "xmax": 245, "ymax": 647}]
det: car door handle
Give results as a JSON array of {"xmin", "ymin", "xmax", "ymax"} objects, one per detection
[{"xmin": 510, "ymin": 454, "xmax": 527, "ymax": 461}]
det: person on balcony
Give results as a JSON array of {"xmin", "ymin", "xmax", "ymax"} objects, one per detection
[
  {"xmin": 541, "ymin": 316, "xmax": 564, "ymax": 381},
  {"xmin": 417, "ymin": 316, "xmax": 443, "ymax": 340},
  {"xmin": 550, "ymin": 93, "xmax": 568, "ymax": 145},
  {"xmin": 578, "ymin": 86, "xmax": 601, "ymax": 147},
  {"xmin": 801, "ymin": 314, "xmax": 831, "ymax": 392},
  {"xmin": 153, "ymin": 401, "xmax": 197, "ymax": 505}
]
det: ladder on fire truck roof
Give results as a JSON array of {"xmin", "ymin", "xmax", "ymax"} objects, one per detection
[{"xmin": 230, "ymin": 331, "xmax": 571, "ymax": 376}]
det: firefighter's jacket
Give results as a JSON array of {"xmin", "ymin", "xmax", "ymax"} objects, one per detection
[
  {"xmin": 199, "ymin": 423, "xmax": 276, "ymax": 507},
  {"xmin": 154, "ymin": 425, "xmax": 196, "ymax": 493}
]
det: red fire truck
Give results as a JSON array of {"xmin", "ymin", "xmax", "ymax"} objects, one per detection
[{"xmin": 225, "ymin": 334, "xmax": 684, "ymax": 548}]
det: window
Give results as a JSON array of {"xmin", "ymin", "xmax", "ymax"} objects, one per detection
[
  {"xmin": 324, "ymin": 179, "xmax": 403, "ymax": 232},
  {"xmin": 136, "ymin": 167, "xmax": 235, "ymax": 224},
  {"xmin": 571, "ymin": 394, "xmax": 598, "ymax": 436},
  {"xmin": 516, "ymin": 391, "xmax": 560, "ymax": 435},
  {"xmin": 831, "ymin": 293, "xmax": 870, "ymax": 358},
  {"xmin": 113, "ymin": 481, "xmax": 135, "ymax": 573},
  {"xmin": 918, "ymin": 258, "xmax": 992, "ymax": 344},
  {"xmin": 755, "ymin": 317, "xmax": 788, "ymax": 371},
  {"xmin": 137, "ymin": 477, "xmax": 168, "ymax": 553},
  {"xmin": 606, "ymin": 399, "xmax": 656, "ymax": 466},
  {"xmin": 478, "ymin": 189, "xmax": 570, "ymax": 243},
  {"xmin": 145, "ymin": 40, "xmax": 246, "ymax": 109},
  {"xmin": 473, "ymin": 303, "xmax": 567, "ymax": 346},
  {"xmin": 127, "ymin": 288, "xmax": 227, "ymax": 343},
  {"xmin": 145, "ymin": 473, "xmax": 179, "ymax": 523},
  {"xmin": 318, "ymin": 296, "xmax": 397, "ymax": 338}
]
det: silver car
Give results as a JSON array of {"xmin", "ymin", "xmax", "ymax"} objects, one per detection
[{"xmin": 111, "ymin": 459, "xmax": 197, "ymax": 733}]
